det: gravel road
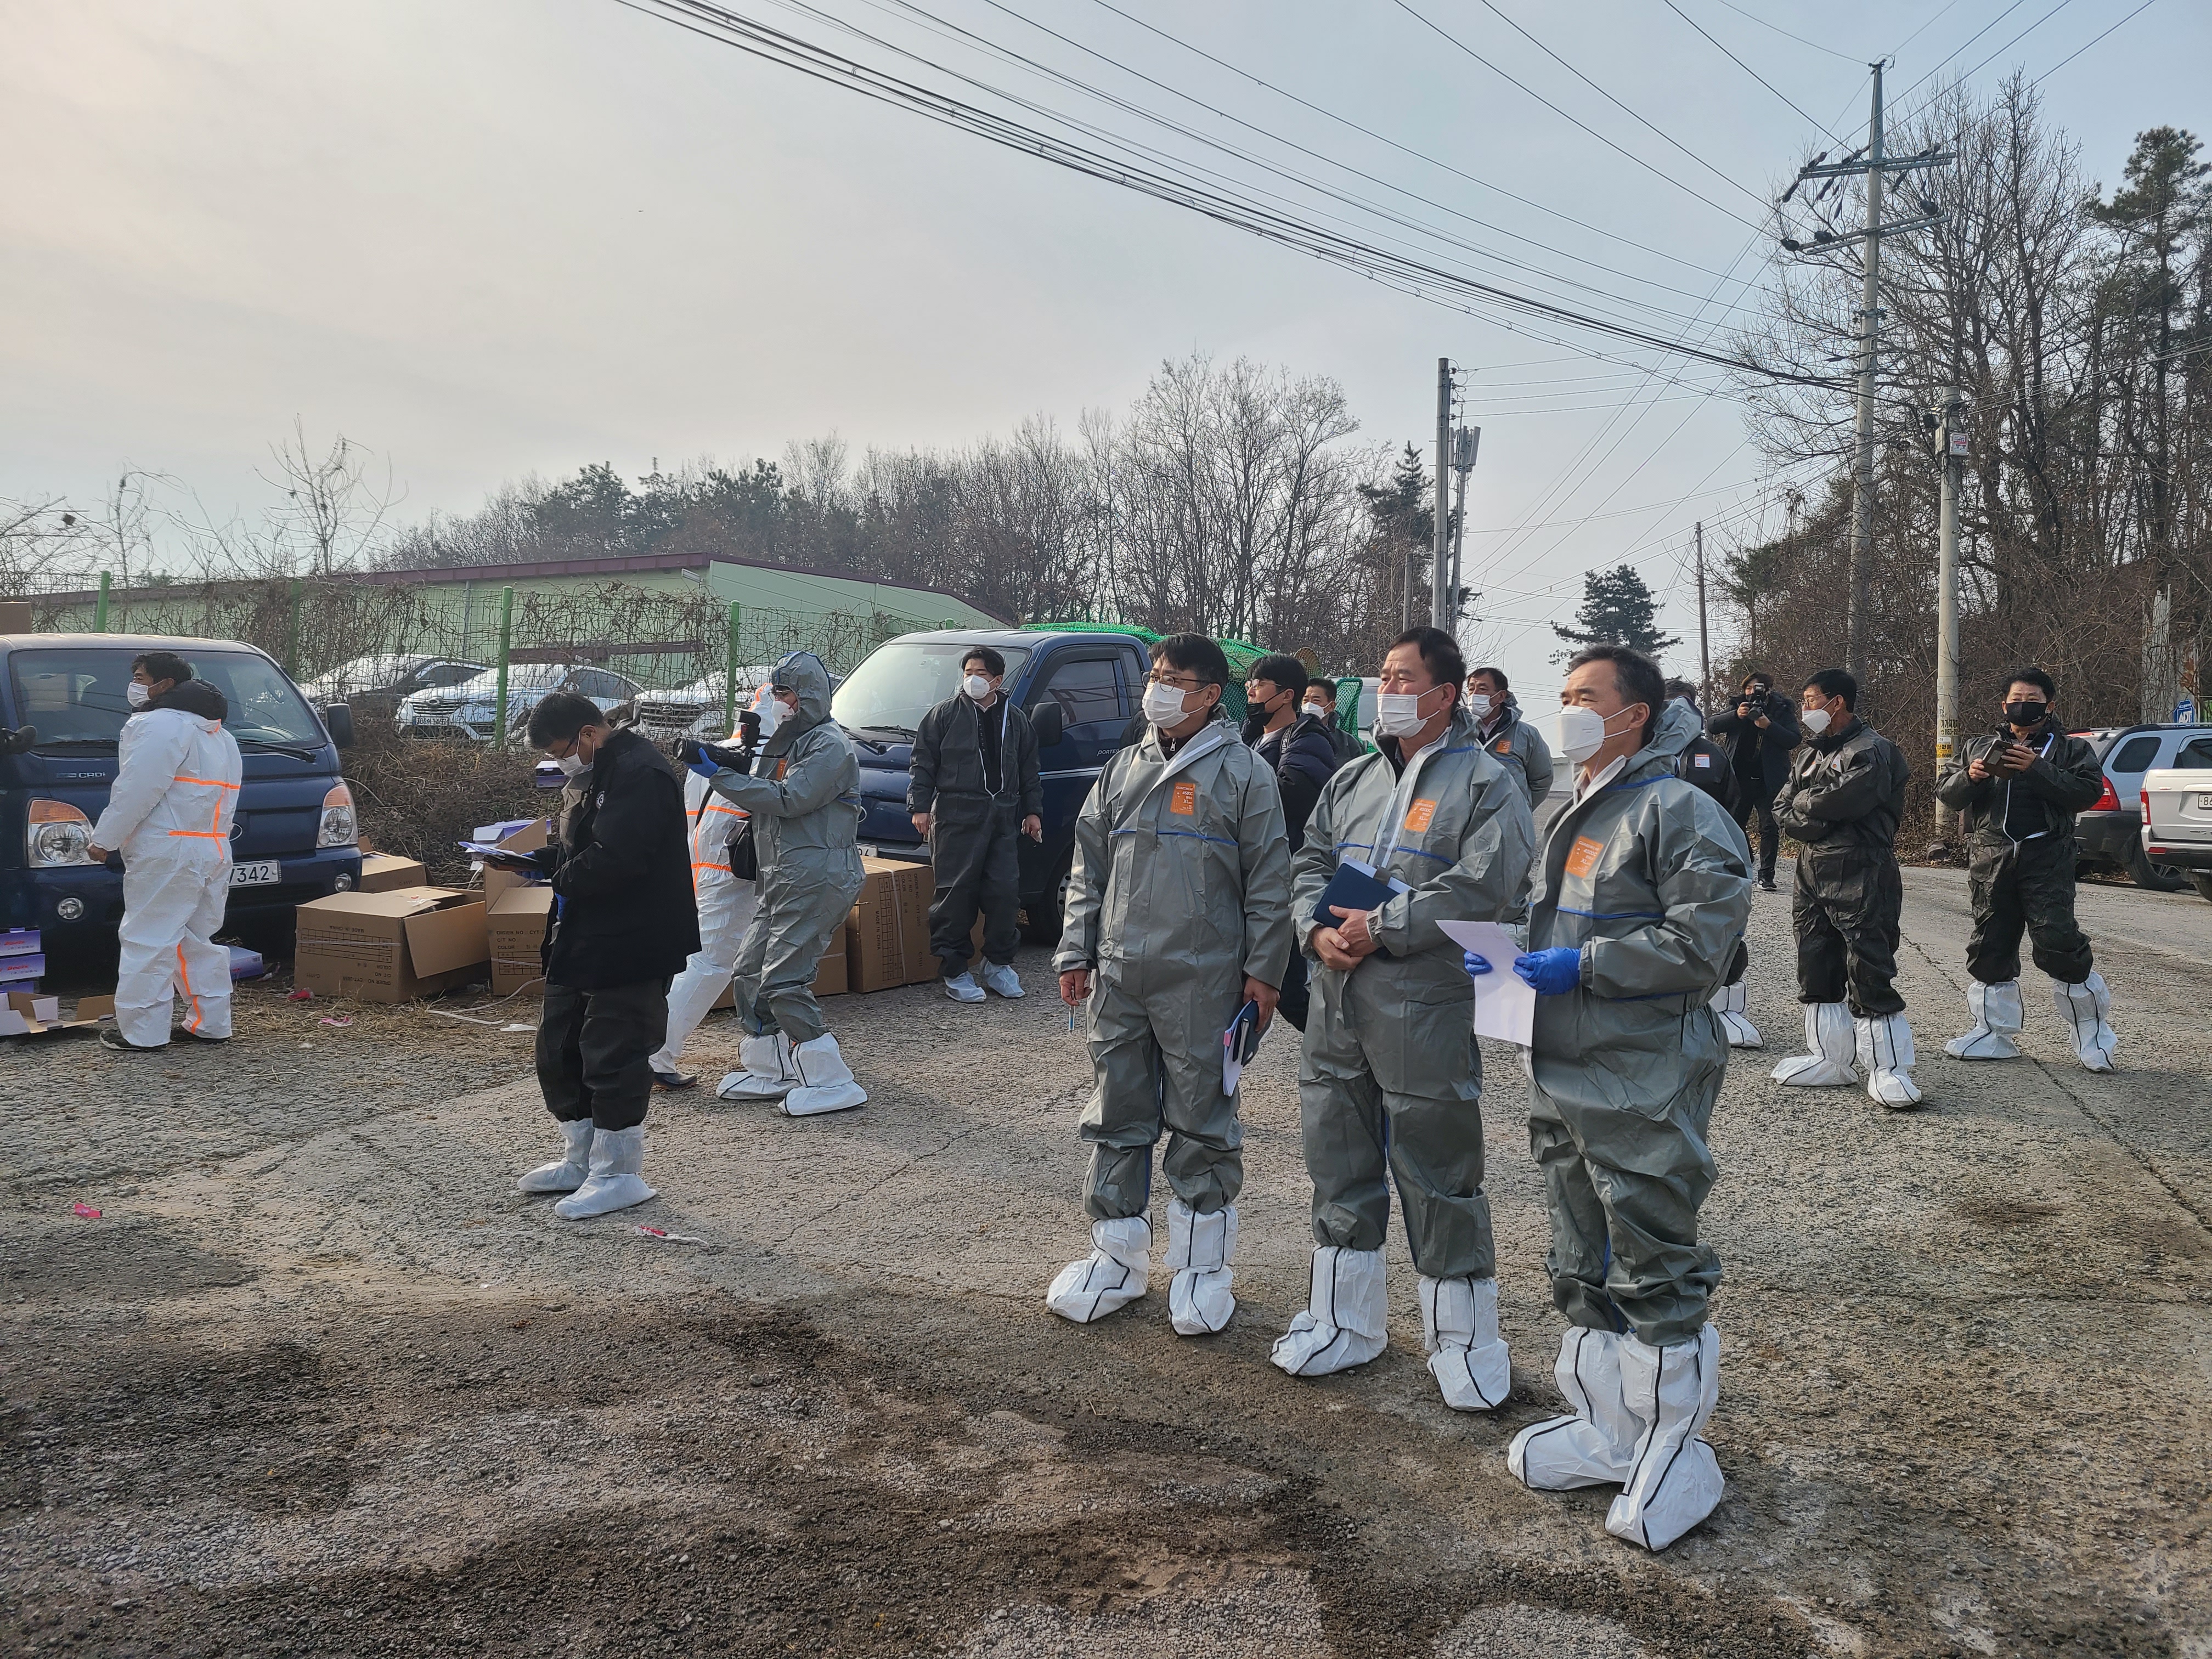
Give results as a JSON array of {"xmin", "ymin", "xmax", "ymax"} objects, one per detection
[{"xmin": 3, "ymin": 870, "xmax": 2208, "ymax": 1657}]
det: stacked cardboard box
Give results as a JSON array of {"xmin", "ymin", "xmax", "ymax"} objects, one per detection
[
  {"xmin": 294, "ymin": 888, "xmax": 489, "ymax": 1002},
  {"xmin": 487, "ymin": 887, "xmax": 554, "ymax": 997},
  {"xmin": 847, "ymin": 856, "xmax": 934, "ymax": 991},
  {"xmin": 357, "ymin": 854, "xmax": 428, "ymax": 893},
  {"xmin": 1, "ymin": 928, "xmax": 42, "ymax": 991}
]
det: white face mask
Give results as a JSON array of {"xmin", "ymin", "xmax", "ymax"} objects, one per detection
[
  {"xmin": 126, "ymin": 681, "xmax": 151, "ymax": 709},
  {"xmin": 1801, "ymin": 706, "xmax": 1833, "ymax": 736},
  {"xmin": 1466, "ymin": 692, "xmax": 1493, "ymax": 719},
  {"xmin": 1302, "ymin": 699, "xmax": 1328, "ymax": 719},
  {"xmin": 1554, "ymin": 703, "xmax": 1644, "ymax": 765},
  {"xmin": 554, "ymin": 751, "xmax": 588, "ymax": 777},
  {"xmin": 962, "ymin": 673, "xmax": 993, "ymax": 702},
  {"xmin": 1373, "ymin": 685, "xmax": 1442, "ymax": 739},
  {"xmin": 1142, "ymin": 680, "xmax": 1194, "ymax": 727}
]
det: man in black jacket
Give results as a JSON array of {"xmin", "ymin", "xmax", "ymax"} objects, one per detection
[
  {"xmin": 910, "ymin": 646, "xmax": 1043, "ymax": 1002},
  {"xmin": 1934, "ymin": 668, "xmax": 2114, "ymax": 1071},
  {"xmin": 1666, "ymin": 680, "xmax": 1758, "ymax": 1048},
  {"xmin": 512, "ymin": 693, "xmax": 699, "ymax": 1219},
  {"xmin": 1707, "ymin": 669, "xmax": 1800, "ymax": 891},
  {"xmin": 1300, "ymin": 677, "xmax": 1363, "ymax": 763},
  {"xmin": 1242, "ymin": 653, "xmax": 1341, "ymax": 1030},
  {"xmin": 1768, "ymin": 669, "xmax": 1920, "ymax": 1108}
]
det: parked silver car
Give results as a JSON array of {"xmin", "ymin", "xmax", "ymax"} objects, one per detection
[
  {"xmin": 2071, "ymin": 723, "xmax": 2212, "ymax": 890},
  {"xmin": 396, "ymin": 663, "xmax": 641, "ymax": 741},
  {"xmin": 2139, "ymin": 732, "xmax": 2212, "ymax": 901},
  {"xmin": 301, "ymin": 653, "xmax": 487, "ymax": 725},
  {"xmin": 630, "ymin": 667, "xmax": 778, "ymax": 743}
]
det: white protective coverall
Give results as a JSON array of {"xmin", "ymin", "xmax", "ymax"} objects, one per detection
[
  {"xmin": 650, "ymin": 767, "xmax": 759, "ymax": 1075},
  {"xmin": 92, "ymin": 685, "xmax": 243, "ymax": 1048}
]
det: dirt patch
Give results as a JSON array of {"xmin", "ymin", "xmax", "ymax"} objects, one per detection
[{"xmin": 1952, "ymin": 1197, "xmax": 2066, "ymax": 1227}]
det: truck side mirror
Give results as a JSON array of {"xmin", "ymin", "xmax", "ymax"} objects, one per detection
[
  {"xmin": 323, "ymin": 703, "xmax": 356, "ymax": 750},
  {"xmin": 1030, "ymin": 701, "xmax": 1065, "ymax": 748}
]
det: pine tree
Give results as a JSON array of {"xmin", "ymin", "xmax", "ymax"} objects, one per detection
[{"xmin": 1552, "ymin": 564, "xmax": 1679, "ymax": 659}]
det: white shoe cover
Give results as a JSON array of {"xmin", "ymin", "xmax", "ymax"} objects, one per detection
[
  {"xmin": 1709, "ymin": 980, "xmax": 1763, "ymax": 1048},
  {"xmin": 1270, "ymin": 1246, "xmax": 1387, "ymax": 1376},
  {"xmin": 516, "ymin": 1117, "xmax": 594, "ymax": 1195},
  {"xmin": 1508, "ymin": 1327, "xmax": 1641, "ymax": 1489},
  {"xmin": 2054, "ymin": 972, "xmax": 2117, "ymax": 1073},
  {"xmin": 718, "ymin": 1032, "xmax": 797, "ymax": 1099},
  {"xmin": 1165, "ymin": 1199, "xmax": 1237, "ymax": 1335},
  {"xmin": 781, "ymin": 1034, "xmax": 868, "ymax": 1116},
  {"xmin": 1605, "ymin": 1325, "xmax": 1724, "ymax": 1552},
  {"xmin": 1045, "ymin": 1215, "xmax": 1151, "ymax": 1322},
  {"xmin": 1944, "ymin": 979, "xmax": 2023, "ymax": 1060},
  {"xmin": 553, "ymin": 1124, "xmax": 657, "ymax": 1219},
  {"xmin": 943, "ymin": 971, "xmax": 985, "ymax": 1004},
  {"xmin": 1419, "ymin": 1275, "xmax": 1511, "ymax": 1411},
  {"xmin": 1770, "ymin": 1002, "xmax": 1858, "ymax": 1086},
  {"xmin": 1855, "ymin": 1012, "xmax": 1923, "ymax": 1108},
  {"xmin": 981, "ymin": 962, "xmax": 1024, "ymax": 999}
]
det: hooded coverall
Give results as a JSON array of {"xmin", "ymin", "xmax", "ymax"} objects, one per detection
[
  {"xmin": 92, "ymin": 681, "xmax": 243, "ymax": 1049},
  {"xmin": 650, "ymin": 767, "xmax": 760, "ymax": 1074},
  {"xmin": 1773, "ymin": 717, "xmax": 1912, "ymax": 1017},
  {"xmin": 709, "ymin": 653, "xmax": 865, "ymax": 1046},
  {"xmin": 1290, "ymin": 706, "xmax": 1536, "ymax": 1277},
  {"xmin": 1523, "ymin": 701, "xmax": 1753, "ymax": 1348},
  {"xmin": 1053, "ymin": 718, "xmax": 1293, "ymax": 1220},
  {"xmin": 1475, "ymin": 694, "xmax": 1556, "ymax": 814},
  {"xmin": 1934, "ymin": 724, "xmax": 2103, "ymax": 985}
]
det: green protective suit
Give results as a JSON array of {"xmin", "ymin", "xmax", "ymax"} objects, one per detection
[
  {"xmin": 1523, "ymin": 699, "xmax": 1753, "ymax": 1350},
  {"xmin": 708, "ymin": 653, "xmax": 866, "ymax": 1045},
  {"xmin": 1289, "ymin": 706, "xmax": 1538, "ymax": 1277},
  {"xmin": 1053, "ymin": 717, "xmax": 1294, "ymax": 1221}
]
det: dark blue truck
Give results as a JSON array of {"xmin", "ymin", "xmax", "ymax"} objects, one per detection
[
  {"xmin": 2, "ymin": 633, "xmax": 364, "ymax": 946},
  {"xmin": 831, "ymin": 627, "xmax": 1150, "ymax": 943}
]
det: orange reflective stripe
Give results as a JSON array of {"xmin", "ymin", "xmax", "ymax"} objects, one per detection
[
  {"xmin": 173, "ymin": 775, "xmax": 240, "ymax": 789},
  {"xmin": 692, "ymin": 861, "xmax": 733, "ymax": 875},
  {"xmin": 703, "ymin": 802, "xmax": 744, "ymax": 817},
  {"xmin": 166, "ymin": 830, "xmax": 228, "ymax": 839},
  {"xmin": 177, "ymin": 941, "xmax": 204, "ymax": 1031}
]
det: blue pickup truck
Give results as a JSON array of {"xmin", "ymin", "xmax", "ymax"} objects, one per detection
[
  {"xmin": 1, "ymin": 633, "xmax": 363, "ymax": 946},
  {"xmin": 831, "ymin": 627, "xmax": 1151, "ymax": 943}
]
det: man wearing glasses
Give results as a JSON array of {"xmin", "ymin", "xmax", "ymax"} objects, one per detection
[{"xmin": 1047, "ymin": 634, "xmax": 1293, "ymax": 1340}]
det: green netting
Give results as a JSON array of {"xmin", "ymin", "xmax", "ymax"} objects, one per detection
[{"xmin": 1022, "ymin": 619, "xmax": 1370, "ymax": 739}]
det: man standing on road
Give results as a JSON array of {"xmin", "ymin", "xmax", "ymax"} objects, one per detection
[
  {"xmin": 1301, "ymin": 676, "xmax": 1362, "ymax": 764},
  {"xmin": 909, "ymin": 646, "xmax": 1042, "ymax": 1005},
  {"xmin": 1768, "ymin": 669, "xmax": 1921, "ymax": 1107},
  {"xmin": 514, "ymin": 692, "xmax": 699, "ymax": 1219},
  {"xmin": 1466, "ymin": 664, "xmax": 1555, "ymax": 814},
  {"xmin": 1242, "ymin": 653, "xmax": 1342, "ymax": 1032},
  {"xmin": 1048, "ymin": 634, "xmax": 1293, "ymax": 1339},
  {"xmin": 1667, "ymin": 678, "xmax": 1758, "ymax": 1048},
  {"xmin": 1707, "ymin": 670, "xmax": 1799, "ymax": 893},
  {"xmin": 1935, "ymin": 669, "xmax": 2115, "ymax": 1071},
  {"xmin": 1489, "ymin": 644, "xmax": 1749, "ymax": 1551},
  {"xmin": 1272, "ymin": 627, "xmax": 1536, "ymax": 1411},
  {"xmin": 89, "ymin": 651, "xmax": 242, "ymax": 1053}
]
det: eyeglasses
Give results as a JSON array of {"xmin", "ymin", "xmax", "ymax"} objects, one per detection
[{"xmin": 1147, "ymin": 670, "xmax": 1205, "ymax": 691}]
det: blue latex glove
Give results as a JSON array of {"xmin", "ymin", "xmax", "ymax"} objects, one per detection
[
  {"xmin": 1463, "ymin": 951, "xmax": 1493, "ymax": 978},
  {"xmin": 1513, "ymin": 947, "xmax": 1583, "ymax": 996},
  {"xmin": 687, "ymin": 758, "xmax": 719, "ymax": 779}
]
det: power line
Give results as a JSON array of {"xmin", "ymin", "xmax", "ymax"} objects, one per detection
[
  {"xmin": 1701, "ymin": 0, "xmax": 1861, "ymax": 65},
  {"xmin": 1954, "ymin": 0, "xmax": 2081, "ymax": 83},
  {"xmin": 1658, "ymin": 0, "xmax": 1847, "ymax": 142},
  {"xmin": 2029, "ymin": 0, "xmax": 2159, "ymax": 86}
]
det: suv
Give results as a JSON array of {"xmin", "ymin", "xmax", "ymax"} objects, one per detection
[
  {"xmin": 2073, "ymin": 724, "xmax": 2210, "ymax": 890},
  {"xmin": 832, "ymin": 627, "xmax": 1151, "ymax": 943},
  {"xmin": 396, "ymin": 663, "xmax": 641, "ymax": 741},
  {"xmin": 2, "ymin": 633, "xmax": 363, "ymax": 945},
  {"xmin": 2140, "ymin": 732, "xmax": 2212, "ymax": 901},
  {"xmin": 301, "ymin": 654, "xmax": 486, "ymax": 724},
  {"xmin": 632, "ymin": 667, "xmax": 780, "ymax": 743}
]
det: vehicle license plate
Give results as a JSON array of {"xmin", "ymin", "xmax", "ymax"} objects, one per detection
[
  {"xmin": 2196, "ymin": 793, "xmax": 2212, "ymax": 811},
  {"xmin": 229, "ymin": 861, "xmax": 280, "ymax": 887}
]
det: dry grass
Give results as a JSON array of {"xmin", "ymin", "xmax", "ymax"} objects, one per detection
[{"xmin": 341, "ymin": 726, "xmax": 546, "ymax": 880}]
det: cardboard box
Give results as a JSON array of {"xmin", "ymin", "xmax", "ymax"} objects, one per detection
[
  {"xmin": 487, "ymin": 885, "xmax": 554, "ymax": 998},
  {"xmin": 357, "ymin": 853, "xmax": 428, "ymax": 893},
  {"xmin": 847, "ymin": 856, "xmax": 934, "ymax": 991},
  {"xmin": 293, "ymin": 887, "xmax": 489, "ymax": 1002},
  {"xmin": 0, "ymin": 953, "xmax": 44, "ymax": 985},
  {"xmin": 481, "ymin": 819, "xmax": 552, "ymax": 907},
  {"xmin": 0, "ymin": 991, "xmax": 110, "ymax": 1039},
  {"xmin": 0, "ymin": 928, "xmax": 39, "ymax": 958}
]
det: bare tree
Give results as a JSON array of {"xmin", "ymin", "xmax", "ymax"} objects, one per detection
[{"xmin": 259, "ymin": 419, "xmax": 401, "ymax": 575}]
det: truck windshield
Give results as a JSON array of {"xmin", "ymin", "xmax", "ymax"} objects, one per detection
[
  {"xmin": 9, "ymin": 647, "xmax": 328, "ymax": 748},
  {"xmin": 833, "ymin": 642, "xmax": 1030, "ymax": 733}
]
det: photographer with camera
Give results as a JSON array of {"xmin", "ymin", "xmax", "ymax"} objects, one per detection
[{"xmin": 1706, "ymin": 670, "xmax": 1799, "ymax": 892}]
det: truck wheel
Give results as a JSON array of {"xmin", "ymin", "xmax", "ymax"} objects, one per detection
[
  {"xmin": 1020, "ymin": 849, "xmax": 1075, "ymax": 945},
  {"xmin": 2126, "ymin": 841, "xmax": 2190, "ymax": 892},
  {"xmin": 2190, "ymin": 873, "xmax": 2212, "ymax": 904}
]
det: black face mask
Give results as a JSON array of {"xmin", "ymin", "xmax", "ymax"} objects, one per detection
[{"xmin": 2005, "ymin": 700, "xmax": 2049, "ymax": 727}]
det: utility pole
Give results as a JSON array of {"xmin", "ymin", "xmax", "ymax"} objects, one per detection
[
  {"xmin": 1431, "ymin": 357, "xmax": 1453, "ymax": 630},
  {"xmin": 1448, "ymin": 425, "xmax": 1480, "ymax": 625},
  {"xmin": 1780, "ymin": 63, "xmax": 1950, "ymax": 683},
  {"xmin": 1933, "ymin": 388, "xmax": 1966, "ymax": 849},
  {"xmin": 1695, "ymin": 521, "xmax": 1711, "ymax": 711}
]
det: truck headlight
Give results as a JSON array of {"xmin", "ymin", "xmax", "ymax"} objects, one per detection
[
  {"xmin": 318, "ymin": 782, "xmax": 358, "ymax": 848},
  {"xmin": 27, "ymin": 799, "xmax": 97, "ymax": 867}
]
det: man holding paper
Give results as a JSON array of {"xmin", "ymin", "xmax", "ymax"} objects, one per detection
[
  {"xmin": 1271, "ymin": 626, "xmax": 1537, "ymax": 1412},
  {"xmin": 1488, "ymin": 644, "xmax": 1751, "ymax": 1552}
]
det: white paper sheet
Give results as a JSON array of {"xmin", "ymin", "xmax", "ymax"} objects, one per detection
[{"xmin": 1436, "ymin": 920, "xmax": 1537, "ymax": 1047}]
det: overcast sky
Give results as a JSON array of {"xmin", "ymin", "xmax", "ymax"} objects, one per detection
[{"xmin": 5, "ymin": 0, "xmax": 2202, "ymax": 698}]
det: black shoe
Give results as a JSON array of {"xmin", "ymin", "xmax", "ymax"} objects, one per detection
[
  {"xmin": 100, "ymin": 1029, "xmax": 162, "ymax": 1053},
  {"xmin": 1758, "ymin": 874, "xmax": 1779, "ymax": 893},
  {"xmin": 173, "ymin": 1027, "xmax": 230, "ymax": 1044},
  {"xmin": 652, "ymin": 1068, "xmax": 697, "ymax": 1091}
]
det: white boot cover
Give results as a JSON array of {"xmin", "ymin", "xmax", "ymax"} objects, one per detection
[
  {"xmin": 1770, "ymin": 1002, "xmax": 1858, "ymax": 1086},
  {"xmin": 1045, "ymin": 1216, "xmax": 1151, "ymax": 1323},
  {"xmin": 1708, "ymin": 980, "xmax": 1763, "ymax": 1049},
  {"xmin": 1855, "ymin": 1012, "xmax": 1923, "ymax": 1108},
  {"xmin": 781, "ymin": 1034, "xmax": 868, "ymax": 1116},
  {"xmin": 1270, "ymin": 1246, "xmax": 1388, "ymax": 1376},
  {"xmin": 1508, "ymin": 1327, "xmax": 1641, "ymax": 1489},
  {"xmin": 1605, "ymin": 1325, "xmax": 1724, "ymax": 1552},
  {"xmin": 554, "ymin": 1125, "xmax": 657, "ymax": 1220},
  {"xmin": 1419, "ymin": 1275, "xmax": 1511, "ymax": 1411},
  {"xmin": 1164, "ymin": 1199, "xmax": 1237, "ymax": 1335},
  {"xmin": 2053, "ymin": 973, "xmax": 2117, "ymax": 1073},
  {"xmin": 516, "ymin": 1117, "xmax": 595, "ymax": 1195},
  {"xmin": 717, "ymin": 1032, "xmax": 796, "ymax": 1100},
  {"xmin": 1944, "ymin": 979, "xmax": 2023, "ymax": 1060}
]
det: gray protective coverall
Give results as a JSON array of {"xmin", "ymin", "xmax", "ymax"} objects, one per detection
[
  {"xmin": 709, "ymin": 653, "xmax": 866, "ymax": 1045},
  {"xmin": 1053, "ymin": 718, "xmax": 1294, "ymax": 1220},
  {"xmin": 1290, "ymin": 707, "xmax": 1537, "ymax": 1277},
  {"xmin": 1523, "ymin": 701, "xmax": 1753, "ymax": 1349},
  {"xmin": 1773, "ymin": 717, "xmax": 1911, "ymax": 1017},
  {"xmin": 1476, "ymin": 695, "xmax": 1556, "ymax": 814}
]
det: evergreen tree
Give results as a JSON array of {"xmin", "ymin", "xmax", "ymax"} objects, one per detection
[{"xmin": 1553, "ymin": 563, "xmax": 1679, "ymax": 659}]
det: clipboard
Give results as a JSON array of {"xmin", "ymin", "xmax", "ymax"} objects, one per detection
[
  {"xmin": 1312, "ymin": 859, "xmax": 1410, "ymax": 958},
  {"xmin": 1222, "ymin": 998, "xmax": 1263, "ymax": 1094}
]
